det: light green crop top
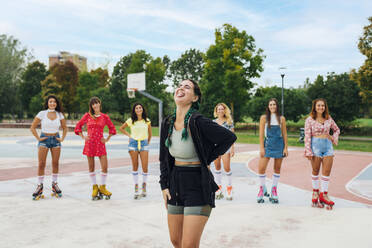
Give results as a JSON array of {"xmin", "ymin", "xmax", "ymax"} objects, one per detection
[{"xmin": 168, "ymin": 128, "xmax": 200, "ymax": 162}]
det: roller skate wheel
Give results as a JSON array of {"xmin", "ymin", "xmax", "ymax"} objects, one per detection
[{"xmin": 257, "ymin": 199, "xmax": 264, "ymax": 203}]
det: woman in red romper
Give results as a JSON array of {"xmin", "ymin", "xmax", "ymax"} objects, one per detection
[{"xmin": 75, "ymin": 97, "xmax": 116, "ymax": 200}]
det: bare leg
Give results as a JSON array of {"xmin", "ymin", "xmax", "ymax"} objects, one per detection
[
  {"xmin": 129, "ymin": 151, "xmax": 139, "ymax": 171},
  {"xmin": 273, "ymin": 158, "xmax": 283, "ymax": 174},
  {"xmin": 258, "ymin": 157, "xmax": 270, "ymax": 174},
  {"xmin": 37, "ymin": 147, "xmax": 49, "ymax": 176},
  {"xmin": 50, "ymin": 147, "xmax": 61, "ymax": 174},
  {"xmin": 214, "ymin": 156, "xmax": 222, "ymax": 171},
  {"xmin": 321, "ymin": 156, "xmax": 334, "ymax": 202},
  {"xmin": 87, "ymin": 156, "xmax": 95, "ymax": 172},
  {"xmin": 168, "ymin": 214, "xmax": 184, "ymax": 248},
  {"xmin": 182, "ymin": 215, "xmax": 209, "ymax": 248},
  {"xmin": 221, "ymin": 153, "xmax": 231, "ymax": 173},
  {"xmin": 99, "ymin": 155, "xmax": 108, "ymax": 173},
  {"xmin": 139, "ymin": 151, "xmax": 148, "ymax": 173}
]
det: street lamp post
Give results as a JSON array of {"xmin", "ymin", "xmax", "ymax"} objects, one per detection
[{"xmin": 279, "ymin": 67, "xmax": 286, "ymax": 116}]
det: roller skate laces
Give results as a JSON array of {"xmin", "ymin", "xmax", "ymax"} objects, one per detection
[
  {"xmin": 216, "ymin": 185, "xmax": 224, "ymax": 200},
  {"xmin": 141, "ymin": 182, "xmax": 147, "ymax": 197},
  {"xmin": 134, "ymin": 184, "xmax": 140, "ymax": 200},
  {"xmin": 51, "ymin": 182, "xmax": 62, "ymax": 198},
  {"xmin": 32, "ymin": 183, "xmax": 44, "ymax": 200},
  {"xmin": 257, "ymin": 185, "xmax": 268, "ymax": 203},
  {"xmin": 311, "ymin": 189, "xmax": 323, "ymax": 208},
  {"xmin": 226, "ymin": 186, "xmax": 233, "ymax": 201},
  {"xmin": 269, "ymin": 186, "xmax": 279, "ymax": 204},
  {"xmin": 319, "ymin": 192, "xmax": 334, "ymax": 210},
  {"xmin": 99, "ymin": 185, "xmax": 112, "ymax": 200}
]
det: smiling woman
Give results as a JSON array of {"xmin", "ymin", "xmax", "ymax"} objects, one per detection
[
  {"xmin": 29, "ymin": 95, "xmax": 67, "ymax": 200},
  {"xmin": 74, "ymin": 96, "xmax": 117, "ymax": 200}
]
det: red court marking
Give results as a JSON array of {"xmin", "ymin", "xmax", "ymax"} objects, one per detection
[
  {"xmin": 248, "ymin": 150, "xmax": 372, "ymax": 205},
  {"xmin": 0, "ymin": 155, "xmax": 160, "ymax": 181}
]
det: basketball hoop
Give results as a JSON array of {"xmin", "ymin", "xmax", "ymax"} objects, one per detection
[{"xmin": 127, "ymin": 88, "xmax": 136, "ymax": 98}]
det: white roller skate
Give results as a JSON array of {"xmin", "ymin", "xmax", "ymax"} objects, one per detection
[
  {"xmin": 226, "ymin": 186, "xmax": 233, "ymax": 201},
  {"xmin": 215, "ymin": 185, "xmax": 224, "ymax": 200}
]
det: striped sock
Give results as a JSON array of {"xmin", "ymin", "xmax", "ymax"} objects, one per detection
[
  {"xmin": 38, "ymin": 176, "xmax": 44, "ymax": 184},
  {"xmin": 132, "ymin": 171, "xmax": 139, "ymax": 185},
  {"xmin": 258, "ymin": 174, "xmax": 266, "ymax": 187},
  {"xmin": 52, "ymin": 173, "xmax": 58, "ymax": 183},
  {"xmin": 312, "ymin": 174, "xmax": 319, "ymax": 189},
  {"xmin": 101, "ymin": 172, "xmax": 107, "ymax": 185},
  {"xmin": 215, "ymin": 169, "xmax": 222, "ymax": 185},
  {"xmin": 142, "ymin": 172, "xmax": 148, "ymax": 183},
  {"xmin": 272, "ymin": 173, "xmax": 280, "ymax": 187},
  {"xmin": 89, "ymin": 172, "xmax": 96, "ymax": 185},
  {"xmin": 321, "ymin": 175, "xmax": 330, "ymax": 192},
  {"xmin": 226, "ymin": 170, "xmax": 232, "ymax": 186}
]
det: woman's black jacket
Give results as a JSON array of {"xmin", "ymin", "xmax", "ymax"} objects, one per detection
[{"xmin": 159, "ymin": 112, "xmax": 237, "ymax": 208}]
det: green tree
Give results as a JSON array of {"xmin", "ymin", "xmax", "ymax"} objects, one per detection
[
  {"xmin": 350, "ymin": 16, "xmax": 372, "ymax": 116},
  {"xmin": 41, "ymin": 74, "xmax": 62, "ymax": 99},
  {"xmin": 0, "ymin": 34, "xmax": 30, "ymax": 119},
  {"xmin": 248, "ymin": 86, "xmax": 309, "ymax": 122},
  {"xmin": 168, "ymin": 49, "xmax": 205, "ymax": 88},
  {"xmin": 200, "ymin": 24, "xmax": 265, "ymax": 121},
  {"xmin": 307, "ymin": 73, "xmax": 362, "ymax": 126},
  {"xmin": 90, "ymin": 67, "xmax": 110, "ymax": 88},
  {"xmin": 49, "ymin": 61, "xmax": 79, "ymax": 115},
  {"xmin": 76, "ymin": 72, "xmax": 100, "ymax": 112},
  {"xmin": 111, "ymin": 50, "xmax": 170, "ymax": 125},
  {"xmin": 19, "ymin": 61, "xmax": 48, "ymax": 116}
]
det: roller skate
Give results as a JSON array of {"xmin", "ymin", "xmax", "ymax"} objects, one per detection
[
  {"xmin": 226, "ymin": 186, "xmax": 233, "ymax": 201},
  {"xmin": 319, "ymin": 192, "xmax": 334, "ymax": 210},
  {"xmin": 51, "ymin": 182, "xmax": 62, "ymax": 198},
  {"xmin": 99, "ymin": 185, "xmax": 112, "ymax": 200},
  {"xmin": 134, "ymin": 184, "xmax": 140, "ymax": 200},
  {"xmin": 215, "ymin": 185, "xmax": 224, "ymax": 200},
  {"xmin": 269, "ymin": 186, "xmax": 279, "ymax": 204},
  {"xmin": 311, "ymin": 189, "xmax": 323, "ymax": 208},
  {"xmin": 92, "ymin": 184, "xmax": 101, "ymax": 201},
  {"xmin": 141, "ymin": 182, "xmax": 147, "ymax": 197},
  {"xmin": 257, "ymin": 185, "xmax": 268, "ymax": 203},
  {"xmin": 32, "ymin": 183, "xmax": 44, "ymax": 200}
]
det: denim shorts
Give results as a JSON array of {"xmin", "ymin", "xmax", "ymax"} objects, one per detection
[
  {"xmin": 128, "ymin": 138, "xmax": 149, "ymax": 152},
  {"xmin": 311, "ymin": 137, "xmax": 334, "ymax": 157},
  {"xmin": 38, "ymin": 133, "xmax": 61, "ymax": 149}
]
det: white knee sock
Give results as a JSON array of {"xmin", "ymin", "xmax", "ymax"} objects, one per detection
[
  {"xmin": 38, "ymin": 176, "xmax": 44, "ymax": 184},
  {"xmin": 312, "ymin": 174, "xmax": 319, "ymax": 189},
  {"xmin": 142, "ymin": 172, "xmax": 148, "ymax": 184},
  {"xmin": 215, "ymin": 169, "xmax": 222, "ymax": 186},
  {"xmin": 101, "ymin": 172, "xmax": 107, "ymax": 185},
  {"xmin": 52, "ymin": 173, "xmax": 58, "ymax": 183},
  {"xmin": 258, "ymin": 174, "xmax": 266, "ymax": 186},
  {"xmin": 272, "ymin": 173, "xmax": 280, "ymax": 187},
  {"xmin": 132, "ymin": 170, "xmax": 139, "ymax": 185},
  {"xmin": 226, "ymin": 170, "xmax": 232, "ymax": 186},
  {"xmin": 321, "ymin": 175, "xmax": 330, "ymax": 192},
  {"xmin": 89, "ymin": 172, "xmax": 97, "ymax": 185}
]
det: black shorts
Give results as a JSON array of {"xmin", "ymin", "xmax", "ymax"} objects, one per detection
[{"xmin": 168, "ymin": 166, "xmax": 207, "ymax": 207}]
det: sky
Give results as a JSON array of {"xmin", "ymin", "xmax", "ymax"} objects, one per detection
[{"xmin": 1, "ymin": 0, "xmax": 371, "ymax": 89}]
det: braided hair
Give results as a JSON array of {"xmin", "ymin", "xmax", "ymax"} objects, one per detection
[{"xmin": 165, "ymin": 79, "xmax": 201, "ymax": 148}]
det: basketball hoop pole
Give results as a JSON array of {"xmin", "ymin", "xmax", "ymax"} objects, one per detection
[{"xmin": 137, "ymin": 90, "xmax": 163, "ymax": 134}]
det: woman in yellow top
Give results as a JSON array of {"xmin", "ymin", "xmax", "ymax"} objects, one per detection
[{"xmin": 120, "ymin": 103, "xmax": 152, "ymax": 199}]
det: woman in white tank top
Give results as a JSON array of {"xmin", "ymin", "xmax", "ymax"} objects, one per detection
[{"xmin": 30, "ymin": 95, "xmax": 67, "ymax": 200}]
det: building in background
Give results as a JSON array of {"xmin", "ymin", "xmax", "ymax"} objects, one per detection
[{"xmin": 49, "ymin": 51, "xmax": 87, "ymax": 71}]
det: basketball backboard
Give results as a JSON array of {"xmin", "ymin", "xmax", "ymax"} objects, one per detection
[{"xmin": 127, "ymin": 72, "xmax": 146, "ymax": 91}]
